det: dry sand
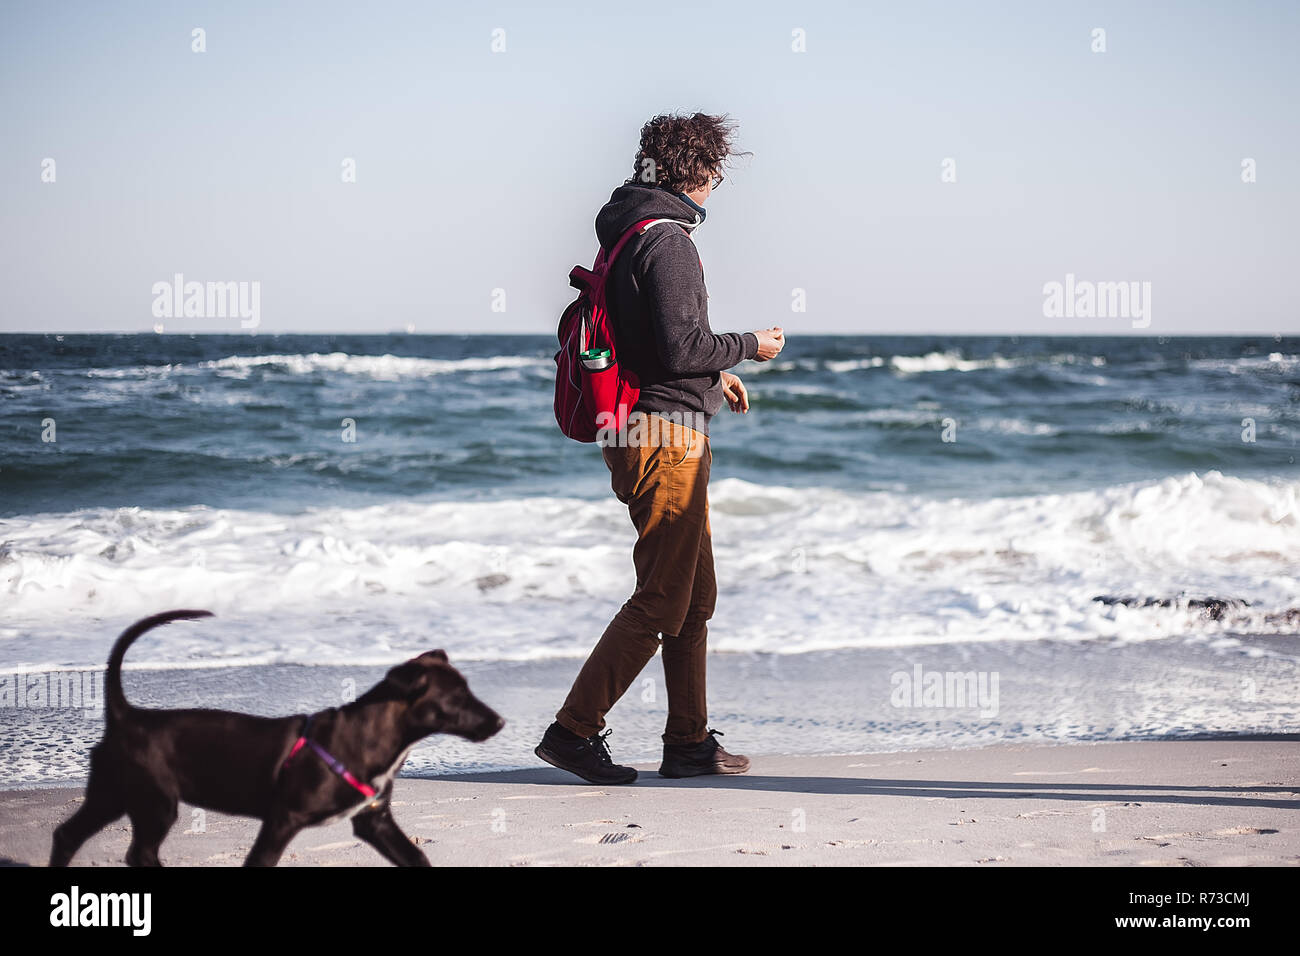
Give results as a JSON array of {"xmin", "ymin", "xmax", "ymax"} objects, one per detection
[{"xmin": 1, "ymin": 739, "xmax": 1295, "ymax": 867}]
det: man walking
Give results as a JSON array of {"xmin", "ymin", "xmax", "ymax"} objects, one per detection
[{"xmin": 535, "ymin": 112, "xmax": 785, "ymax": 784}]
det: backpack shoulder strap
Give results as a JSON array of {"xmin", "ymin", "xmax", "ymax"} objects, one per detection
[{"xmin": 604, "ymin": 216, "xmax": 696, "ymax": 267}]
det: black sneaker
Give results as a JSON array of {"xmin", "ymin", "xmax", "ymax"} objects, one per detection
[
  {"xmin": 534, "ymin": 722, "xmax": 638, "ymax": 785},
  {"xmin": 659, "ymin": 728, "xmax": 751, "ymax": 778}
]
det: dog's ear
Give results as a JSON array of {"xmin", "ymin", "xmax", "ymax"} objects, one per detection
[
  {"xmin": 384, "ymin": 660, "xmax": 431, "ymax": 697},
  {"xmin": 421, "ymin": 650, "xmax": 449, "ymax": 664}
]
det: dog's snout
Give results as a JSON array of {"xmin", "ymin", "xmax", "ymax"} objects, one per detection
[{"xmin": 468, "ymin": 708, "xmax": 505, "ymax": 741}]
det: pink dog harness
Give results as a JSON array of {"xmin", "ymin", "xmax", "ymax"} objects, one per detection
[{"xmin": 280, "ymin": 714, "xmax": 377, "ymax": 799}]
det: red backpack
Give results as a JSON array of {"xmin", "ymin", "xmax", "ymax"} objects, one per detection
[{"xmin": 553, "ymin": 217, "xmax": 687, "ymax": 442}]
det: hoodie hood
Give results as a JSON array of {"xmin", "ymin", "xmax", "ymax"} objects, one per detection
[{"xmin": 594, "ymin": 183, "xmax": 705, "ymax": 251}]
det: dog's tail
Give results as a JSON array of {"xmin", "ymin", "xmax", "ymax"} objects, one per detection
[{"xmin": 106, "ymin": 610, "xmax": 214, "ymax": 725}]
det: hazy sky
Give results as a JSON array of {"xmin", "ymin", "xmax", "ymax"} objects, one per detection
[{"xmin": 2, "ymin": 0, "xmax": 1297, "ymax": 335}]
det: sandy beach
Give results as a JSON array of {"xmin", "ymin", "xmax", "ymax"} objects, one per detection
[{"xmin": 2, "ymin": 739, "xmax": 1294, "ymax": 867}]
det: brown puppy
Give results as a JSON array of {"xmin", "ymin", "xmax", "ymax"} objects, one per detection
[{"xmin": 50, "ymin": 610, "xmax": 504, "ymax": 867}]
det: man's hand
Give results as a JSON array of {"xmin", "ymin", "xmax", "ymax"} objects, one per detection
[
  {"xmin": 720, "ymin": 371, "xmax": 749, "ymax": 413},
  {"xmin": 751, "ymin": 327, "xmax": 785, "ymax": 362}
]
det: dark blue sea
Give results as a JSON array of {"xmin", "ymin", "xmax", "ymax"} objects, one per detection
[{"xmin": 3, "ymin": 334, "xmax": 1298, "ymax": 516}]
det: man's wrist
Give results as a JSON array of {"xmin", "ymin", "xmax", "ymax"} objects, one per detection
[{"xmin": 742, "ymin": 331, "xmax": 759, "ymax": 360}]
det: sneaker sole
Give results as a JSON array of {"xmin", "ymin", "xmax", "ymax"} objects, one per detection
[
  {"xmin": 658, "ymin": 761, "xmax": 751, "ymax": 778},
  {"xmin": 535, "ymin": 744, "xmax": 638, "ymax": 785}
]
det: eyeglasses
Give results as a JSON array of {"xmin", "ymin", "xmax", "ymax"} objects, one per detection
[{"xmin": 709, "ymin": 172, "xmax": 724, "ymax": 189}]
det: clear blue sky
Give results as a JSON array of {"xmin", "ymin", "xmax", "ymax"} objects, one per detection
[{"xmin": 2, "ymin": 0, "xmax": 1296, "ymax": 335}]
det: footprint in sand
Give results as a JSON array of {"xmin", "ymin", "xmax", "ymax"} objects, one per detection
[
  {"xmin": 305, "ymin": 840, "xmax": 363, "ymax": 853},
  {"xmin": 575, "ymin": 831, "xmax": 644, "ymax": 845}
]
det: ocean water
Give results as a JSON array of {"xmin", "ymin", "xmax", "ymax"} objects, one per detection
[
  {"xmin": 3, "ymin": 332, "xmax": 1298, "ymax": 659},
  {"xmin": 1, "ymin": 333, "xmax": 1298, "ymax": 781}
]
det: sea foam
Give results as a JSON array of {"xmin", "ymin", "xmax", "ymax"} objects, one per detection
[{"xmin": 1, "ymin": 471, "xmax": 1295, "ymax": 672}]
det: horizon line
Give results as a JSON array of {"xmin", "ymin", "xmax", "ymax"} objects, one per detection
[{"xmin": 2, "ymin": 329, "xmax": 1296, "ymax": 339}]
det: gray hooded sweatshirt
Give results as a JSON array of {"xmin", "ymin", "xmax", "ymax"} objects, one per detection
[{"xmin": 593, "ymin": 182, "xmax": 759, "ymax": 436}]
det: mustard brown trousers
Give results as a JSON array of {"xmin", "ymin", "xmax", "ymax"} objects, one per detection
[{"xmin": 556, "ymin": 412, "xmax": 715, "ymax": 746}]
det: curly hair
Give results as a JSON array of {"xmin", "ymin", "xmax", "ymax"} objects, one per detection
[{"xmin": 627, "ymin": 112, "xmax": 750, "ymax": 194}]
